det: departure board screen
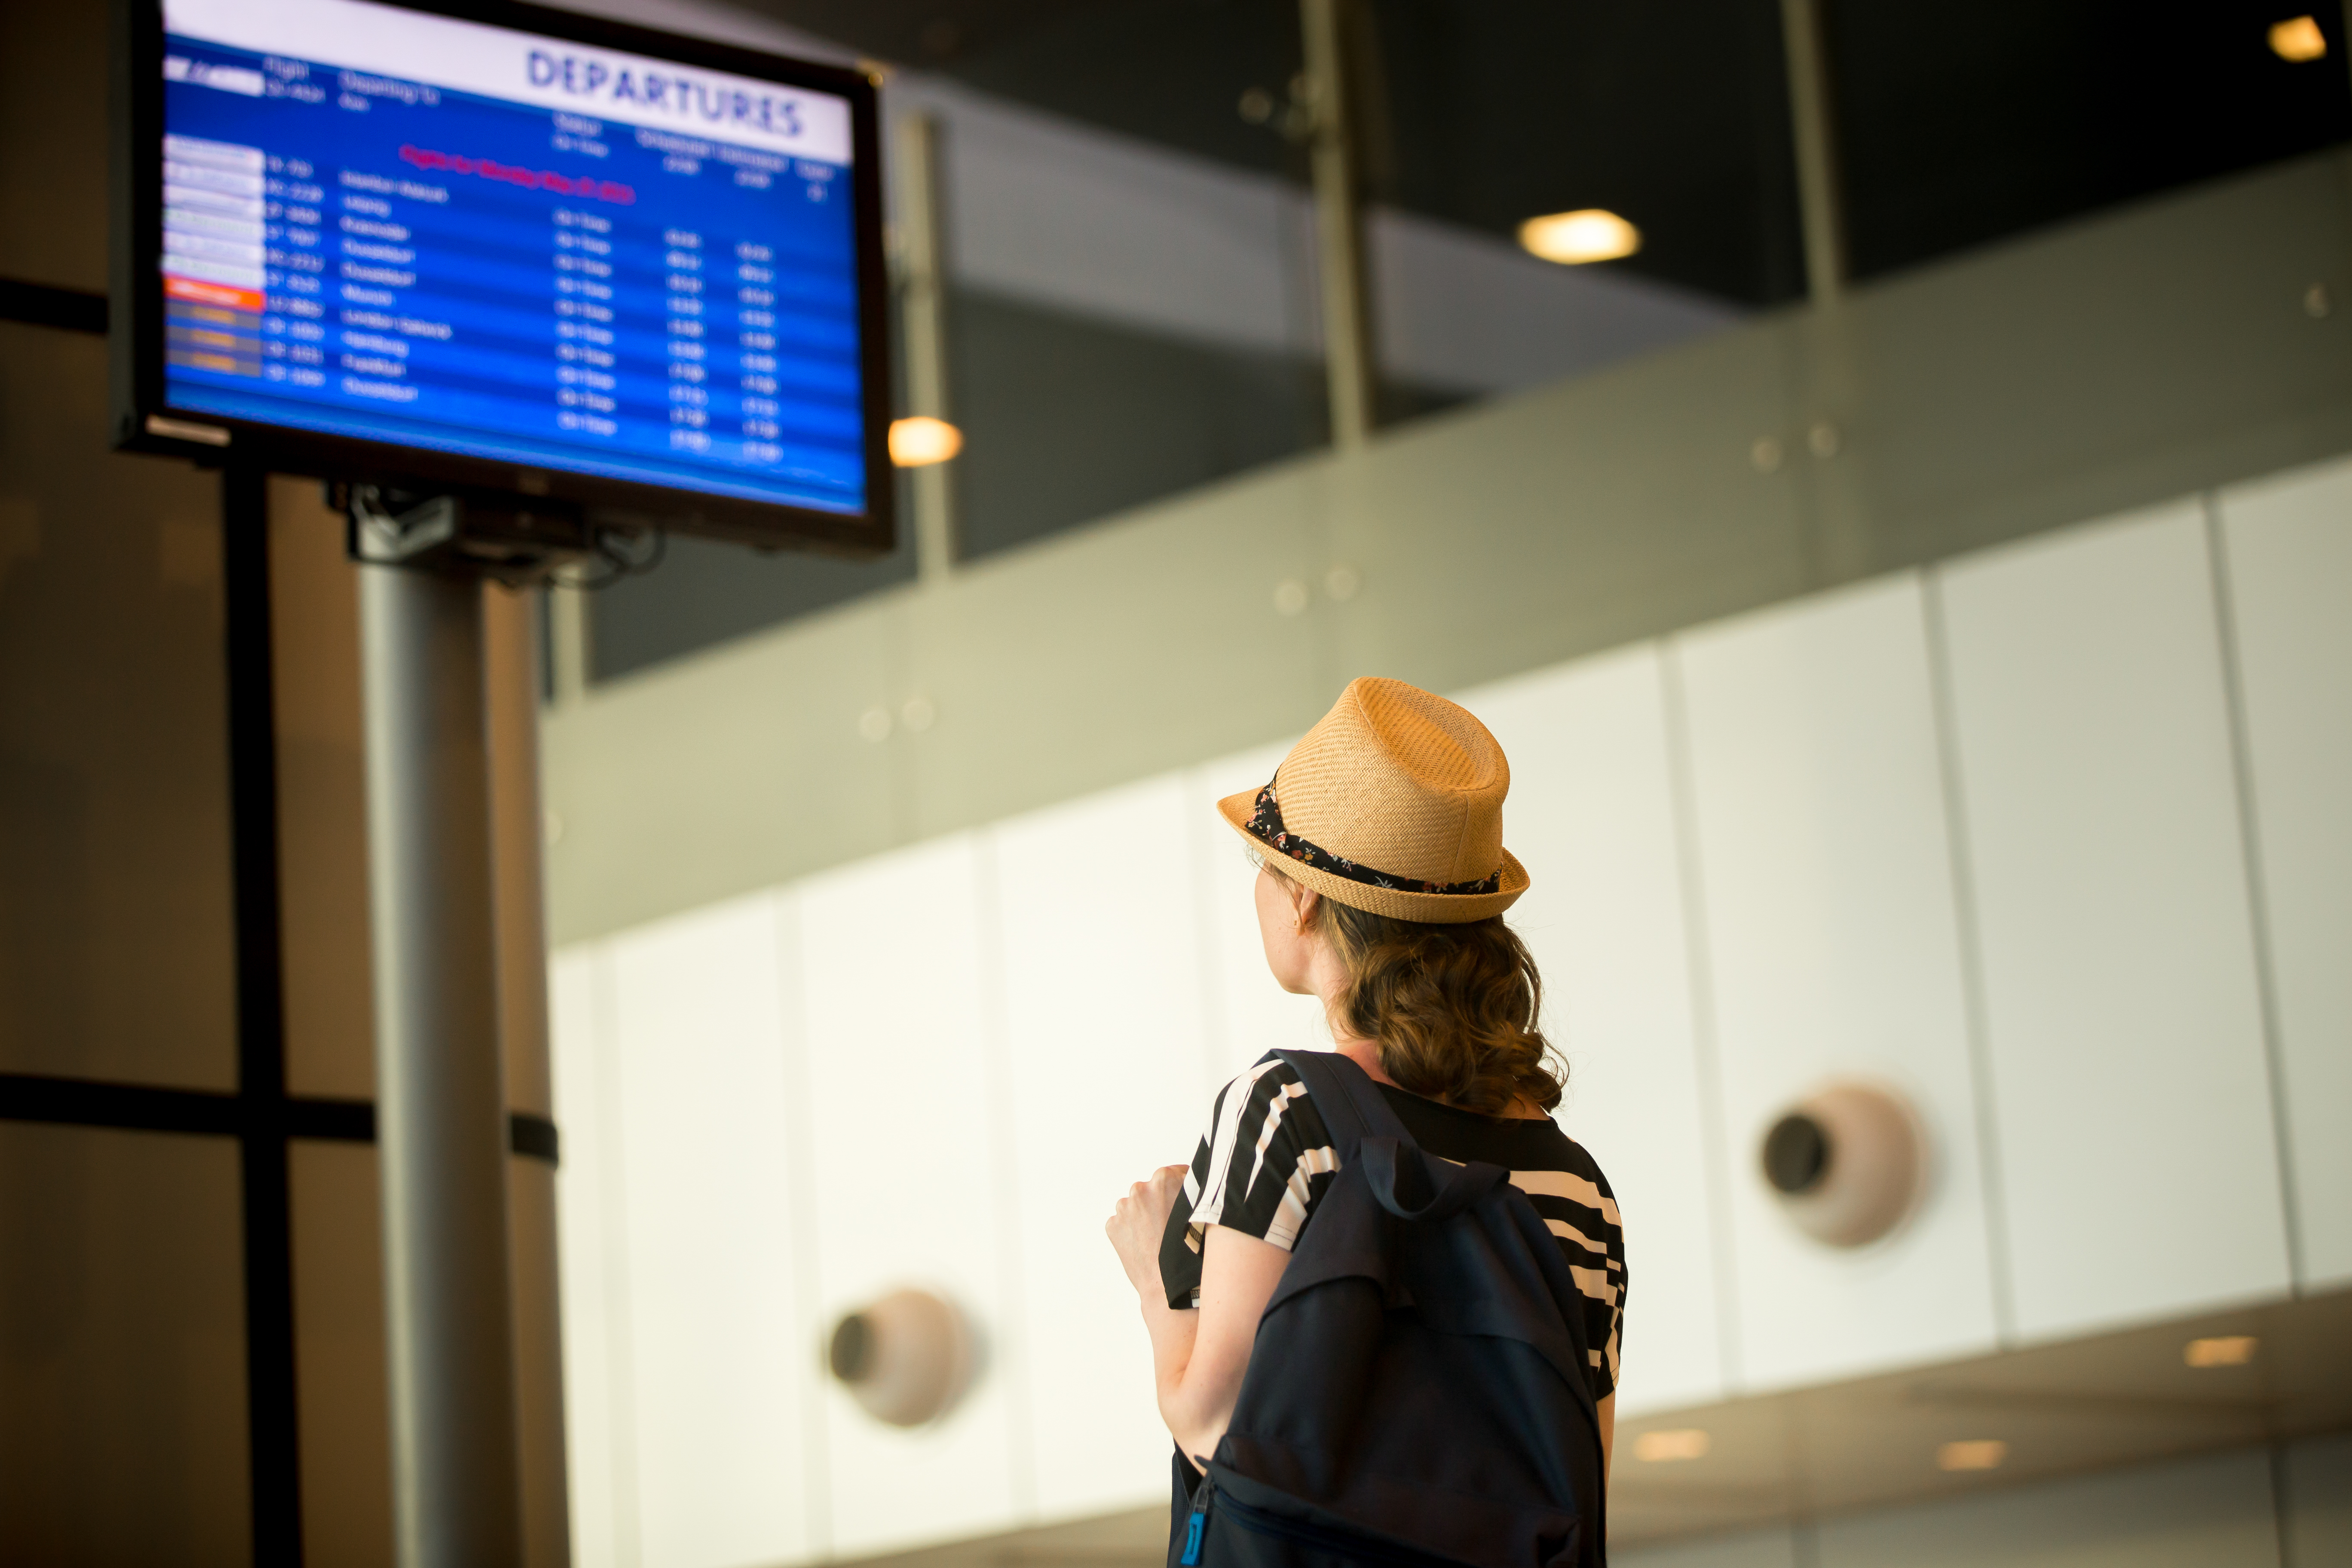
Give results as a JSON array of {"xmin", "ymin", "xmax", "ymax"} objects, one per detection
[{"xmin": 148, "ymin": 0, "xmax": 877, "ymax": 520}]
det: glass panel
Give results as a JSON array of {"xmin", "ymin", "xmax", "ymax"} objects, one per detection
[
  {"xmin": 588, "ymin": 519, "xmax": 916, "ymax": 683},
  {"xmin": 904, "ymin": 3, "xmax": 1322, "ymax": 560},
  {"xmin": 1360, "ymin": 0, "xmax": 1801, "ymax": 410},
  {"xmin": 0, "ymin": 323, "xmax": 239, "ymax": 1090},
  {"xmin": 289, "ymin": 1145, "xmax": 570, "ymax": 1568},
  {"xmin": 0, "ymin": 1122, "xmax": 249, "ymax": 1565},
  {"xmin": 879, "ymin": 1, "xmax": 1305, "ymax": 178},
  {"xmin": 270, "ymin": 479, "xmax": 379, "ymax": 1102},
  {"xmin": 510, "ymin": 1159, "xmax": 573, "ymax": 1568},
  {"xmin": 1833, "ymin": 0, "xmax": 2352, "ymax": 282},
  {"xmin": 289, "ymin": 1139, "xmax": 395, "ymax": 1568},
  {"xmin": 949, "ymin": 290, "xmax": 1324, "ymax": 558},
  {"xmin": 537, "ymin": 5, "xmax": 1329, "ymax": 671},
  {"xmin": 0, "ymin": 1, "xmax": 106, "ymax": 291}
]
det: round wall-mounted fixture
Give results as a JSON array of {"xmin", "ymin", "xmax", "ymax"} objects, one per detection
[
  {"xmin": 826, "ymin": 1288, "xmax": 975, "ymax": 1427},
  {"xmin": 1758, "ymin": 1081, "xmax": 1928, "ymax": 1247}
]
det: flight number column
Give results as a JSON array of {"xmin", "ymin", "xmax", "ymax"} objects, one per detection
[{"xmin": 261, "ymin": 156, "xmax": 328, "ymax": 386}]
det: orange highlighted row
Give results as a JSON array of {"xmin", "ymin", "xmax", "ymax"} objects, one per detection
[
  {"xmin": 168, "ymin": 349, "xmax": 260, "ymax": 376},
  {"xmin": 166, "ymin": 274, "xmax": 265, "ymax": 313}
]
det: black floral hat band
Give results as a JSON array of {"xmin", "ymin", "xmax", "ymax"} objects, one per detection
[{"xmin": 1243, "ymin": 779, "xmax": 1504, "ymax": 897}]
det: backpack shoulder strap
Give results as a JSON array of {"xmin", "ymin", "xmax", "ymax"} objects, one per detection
[{"xmin": 1274, "ymin": 1048, "xmax": 1415, "ymax": 1160}]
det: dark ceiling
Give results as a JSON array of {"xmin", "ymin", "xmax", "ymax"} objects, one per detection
[{"xmin": 726, "ymin": 0, "xmax": 2351, "ymax": 306}]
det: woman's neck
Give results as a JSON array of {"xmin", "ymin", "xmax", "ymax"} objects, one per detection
[
  {"xmin": 1313, "ymin": 954, "xmax": 1547, "ymax": 1121},
  {"xmin": 1327, "ymin": 1034, "xmax": 1550, "ymax": 1121},
  {"xmin": 1330, "ymin": 1036, "xmax": 1397, "ymax": 1088}
]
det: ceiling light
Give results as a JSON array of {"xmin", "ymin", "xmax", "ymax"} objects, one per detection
[
  {"xmin": 1938, "ymin": 1439, "xmax": 2008, "ymax": 1472},
  {"xmin": 888, "ymin": 415, "xmax": 963, "ymax": 467},
  {"xmin": 2271, "ymin": 15, "xmax": 2327, "ymax": 61},
  {"xmin": 1633, "ymin": 1428, "xmax": 1711, "ymax": 1462},
  {"xmin": 1519, "ymin": 209, "xmax": 1642, "ymax": 266},
  {"xmin": 2184, "ymin": 1334, "xmax": 2259, "ymax": 1367}
]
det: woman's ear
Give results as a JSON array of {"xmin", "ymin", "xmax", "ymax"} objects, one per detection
[{"xmin": 1292, "ymin": 886, "xmax": 1319, "ymax": 933}]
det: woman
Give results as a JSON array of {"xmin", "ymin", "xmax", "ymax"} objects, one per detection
[{"xmin": 1106, "ymin": 677, "xmax": 1625, "ymax": 1498}]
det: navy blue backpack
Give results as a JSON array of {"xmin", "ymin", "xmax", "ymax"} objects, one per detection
[{"xmin": 1170, "ymin": 1049, "xmax": 1607, "ymax": 1568}]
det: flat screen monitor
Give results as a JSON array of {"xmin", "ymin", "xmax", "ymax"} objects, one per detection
[{"xmin": 113, "ymin": 0, "xmax": 893, "ymax": 553}]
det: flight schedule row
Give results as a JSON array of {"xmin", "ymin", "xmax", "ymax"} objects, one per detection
[{"xmin": 164, "ymin": 134, "xmax": 863, "ymax": 484}]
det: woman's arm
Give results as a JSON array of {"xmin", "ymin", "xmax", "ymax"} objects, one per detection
[
  {"xmin": 1108, "ymin": 1168, "xmax": 1292, "ymax": 1466},
  {"xmin": 1113, "ymin": 1169, "xmax": 1617, "ymax": 1482},
  {"xmin": 1158, "ymin": 1225, "xmax": 1290, "ymax": 1461}
]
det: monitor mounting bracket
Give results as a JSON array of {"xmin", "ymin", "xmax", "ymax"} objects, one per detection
[{"xmin": 341, "ymin": 481, "xmax": 606, "ymax": 587}]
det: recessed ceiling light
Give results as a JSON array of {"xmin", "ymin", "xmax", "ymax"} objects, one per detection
[
  {"xmin": 1938, "ymin": 1439, "xmax": 2007, "ymax": 1472},
  {"xmin": 888, "ymin": 415, "xmax": 963, "ymax": 467},
  {"xmin": 2271, "ymin": 15, "xmax": 2327, "ymax": 61},
  {"xmin": 1633, "ymin": 1428, "xmax": 1711, "ymax": 1462},
  {"xmin": 1518, "ymin": 209, "xmax": 1642, "ymax": 266},
  {"xmin": 2184, "ymin": 1334, "xmax": 2259, "ymax": 1367}
]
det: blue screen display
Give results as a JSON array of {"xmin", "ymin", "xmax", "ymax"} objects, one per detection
[{"xmin": 157, "ymin": 1, "xmax": 868, "ymax": 516}]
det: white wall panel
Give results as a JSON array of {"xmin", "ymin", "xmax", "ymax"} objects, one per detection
[
  {"xmin": 606, "ymin": 895, "xmax": 816, "ymax": 1568},
  {"xmin": 1675, "ymin": 579, "xmax": 2000, "ymax": 1388},
  {"xmin": 1184, "ymin": 739, "xmax": 1325, "ymax": 1095},
  {"xmin": 796, "ymin": 835, "xmax": 1025, "ymax": 1556},
  {"xmin": 2217, "ymin": 458, "xmax": 2352, "ymax": 1288},
  {"xmin": 1937, "ymin": 504, "xmax": 2291, "ymax": 1340},
  {"xmin": 1463, "ymin": 647, "xmax": 1727, "ymax": 1414},
  {"xmin": 990, "ymin": 776, "xmax": 1210, "ymax": 1520},
  {"xmin": 550, "ymin": 946, "xmax": 629, "ymax": 1568}
]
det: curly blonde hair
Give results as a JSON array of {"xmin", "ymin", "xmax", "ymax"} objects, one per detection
[{"xmin": 1309, "ymin": 897, "xmax": 1563, "ymax": 1116}]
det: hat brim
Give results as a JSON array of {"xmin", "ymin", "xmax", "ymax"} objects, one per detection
[{"xmin": 1216, "ymin": 787, "xmax": 1529, "ymax": 925}]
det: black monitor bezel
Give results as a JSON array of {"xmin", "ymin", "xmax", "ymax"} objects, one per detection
[{"xmin": 111, "ymin": 0, "xmax": 896, "ymax": 557}]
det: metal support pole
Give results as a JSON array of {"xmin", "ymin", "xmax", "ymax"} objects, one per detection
[
  {"xmin": 2343, "ymin": 2, "xmax": 2352, "ymax": 126},
  {"xmin": 361, "ymin": 564, "xmax": 526, "ymax": 1568},
  {"xmin": 1779, "ymin": 0, "xmax": 1847, "ymax": 306},
  {"xmin": 1777, "ymin": 0, "xmax": 1874, "ymax": 584},
  {"xmin": 896, "ymin": 112, "xmax": 959, "ymax": 583},
  {"xmin": 545, "ymin": 585, "xmax": 590, "ymax": 707},
  {"xmin": 1301, "ymin": 0, "xmax": 1376, "ymax": 450}
]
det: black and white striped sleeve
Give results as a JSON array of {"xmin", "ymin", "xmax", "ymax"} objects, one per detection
[
  {"xmin": 1156, "ymin": 1054, "xmax": 1340, "ymax": 1309},
  {"xmin": 1510, "ymin": 1158, "xmax": 1629, "ymax": 1402}
]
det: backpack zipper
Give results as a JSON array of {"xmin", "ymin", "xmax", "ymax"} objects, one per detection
[{"xmin": 1180, "ymin": 1480, "xmax": 1213, "ymax": 1565}]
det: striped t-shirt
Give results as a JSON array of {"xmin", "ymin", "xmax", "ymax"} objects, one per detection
[{"xmin": 1158, "ymin": 1051, "xmax": 1628, "ymax": 1404}]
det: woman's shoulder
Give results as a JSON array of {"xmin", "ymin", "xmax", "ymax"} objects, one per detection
[
  {"xmin": 1199, "ymin": 1052, "xmax": 1324, "ymax": 1147},
  {"xmin": 1527, "ymin": 1121, "xmax": 1615, "ymax": 1183},
  {"xmin": 1509, "ymin": 1127, "xmax": 1623, "ymax": 1230},
  {"xmin": 1206, "ymin": 1051, "xmax": 1308, "ymax": 1119},
  {"xmin": 1229, "ymin": 1050, "xmax": 1306, "ymax": 1090},
  {"xmin": 1387, "ymin": 1095, "xmax": 1622, "ymax": 1228}
]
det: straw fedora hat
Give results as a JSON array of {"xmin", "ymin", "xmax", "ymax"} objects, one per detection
[{"xmin": 1218, "ymin": 677, "xmax": 1528, "ymax": 924}]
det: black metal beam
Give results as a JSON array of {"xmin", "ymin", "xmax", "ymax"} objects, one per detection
[
  {"xmin": 0, "ymin": 1073, "xmax": 558, "ymax": 1161},
  {"xmin": 222, "ymin": 464, "xmax": 305, "ymax": 1568},
  {"xmin": 0, "ymin": 1074, "xmax": 242, "ymax": 1136},
  {"xmin": 0, "ymin": 278, "xmax": 108, "ymax": 335}
]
